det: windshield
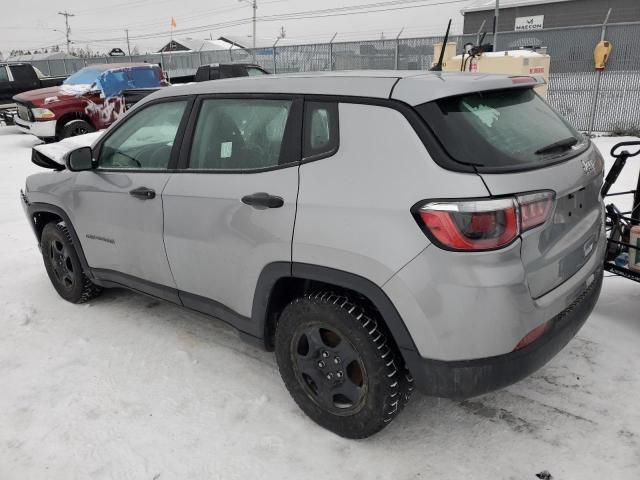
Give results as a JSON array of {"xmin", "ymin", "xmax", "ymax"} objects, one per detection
[
  {"xmin": 64, "ymin": 67, "xmax": 101, "ymax": 86},
  {"xmin": 416, "ymin": 88, "xmax": 587, "ymax": 171}
]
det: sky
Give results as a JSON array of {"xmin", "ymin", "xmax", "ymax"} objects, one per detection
[{"xmin": 0, "ymin": 0, "xmax": 482, "ymax": 56}]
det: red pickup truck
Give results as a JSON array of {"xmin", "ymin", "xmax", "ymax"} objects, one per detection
[{"xmin": 13, "ymin": 63, "xmax": 167, "ymax": 140}]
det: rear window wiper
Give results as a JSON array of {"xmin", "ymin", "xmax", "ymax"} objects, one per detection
[{"xmin": 535, "ymin": 137, "xmax": 578, "ymax": 155}]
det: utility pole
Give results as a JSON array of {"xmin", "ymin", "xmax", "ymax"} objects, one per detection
[
  {"xmin": 493, "ymin": 0, "xmax": 499, "ymax": 52},
  {"xmin": 252, "ymin": 0, "xmax": 257, "ymax": 62},
  {"xmin": 58, "ymin": 10, "xmax": 75, "ymax": 53},
  {"xmin": 240, "ymin": 0, "xmax": 258, "ymax": 62},
  {"xmin": 125, "ymin": 29, "xmax": 131, "ymax": 57}
]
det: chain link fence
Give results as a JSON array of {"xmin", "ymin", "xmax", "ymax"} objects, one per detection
[{"xmin": 19, "ymin": 22, "xmax": 640, "ymax": 132}]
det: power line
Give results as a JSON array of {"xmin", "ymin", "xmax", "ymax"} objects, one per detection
[
  {"xmin": 72, "ymin": 0, "xmax": 289, "ymax": 37},
  {"xmin": 258, "ymin": 0, "xmax": 472, "ymax": 23},
  {"xmin": 80, "ymin": 0, "xmax": 470, "ymax": 43}
]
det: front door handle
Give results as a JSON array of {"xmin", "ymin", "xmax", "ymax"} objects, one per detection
[
  {"xmin": 241, "ymin": 192, "xmax": 284, "ymax": 209},
  {"xmin": 130, "ymin": 186, "xmax": 156, "ymax": 200}
]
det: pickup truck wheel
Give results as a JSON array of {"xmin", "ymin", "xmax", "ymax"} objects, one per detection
[
  {"xmin": 275, "ymin": 291, "xmax": 412, "ymax": 438},
  {"xmin": 41, "ymin": 222, "xmax": 102, "ymax": 304},
  {"xmin": 59, "ymin": 119, "xmax": 95, "ymax": 139}
]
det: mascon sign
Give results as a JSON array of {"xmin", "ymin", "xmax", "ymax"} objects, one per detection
[{"xmin": 515, "ymin": 15, "xmax": 545, "ymax": 32}]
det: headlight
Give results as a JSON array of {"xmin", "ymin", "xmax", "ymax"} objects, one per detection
[{"xmin": 31, "ymin": 108, "xmax": 56, "ymax": 120}]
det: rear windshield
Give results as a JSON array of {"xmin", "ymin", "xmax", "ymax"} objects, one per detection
[{"xmin": 416, "ymin": 88, "xmax": 587, "ymax": 171}]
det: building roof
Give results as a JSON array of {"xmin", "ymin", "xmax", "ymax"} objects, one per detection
[
  {"xmin": 462, "ymin": 0, "xmax": 575, "ymax": 13},
  {"xmin": 158, "ymin": 38, "xmax": 235, "ymax": 53},
  {"xmin": 141, "ymin": 70, "xmax": 543, "ymax": 107},
  {"xmin": 6, "ymin": 51, "xmax": 77, "ymax": 62}
]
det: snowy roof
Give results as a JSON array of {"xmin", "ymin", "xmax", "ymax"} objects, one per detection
[
  {"xmin": 5, "ymin": 51, "xmax": 77, "ymax": 62},
  {"xmin": 477, "ymin": 50, "xmax": 546, "ymax": 57},
  {"xmin": 462, "ymin": 0, "xmax": 575, "ymax": 13},
  {"xmin": 158, "ymin": 38, "xmax": 235, "ymax": 53}
]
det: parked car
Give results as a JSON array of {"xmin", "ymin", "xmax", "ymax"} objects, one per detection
[
  {"xmin": 0, "ymin": 63, "xmax": 66, "ymax": 125},
  {"xmin": 123, "ymin": 63, "xmax": 270, "ymax": 108},
  {"xmin": 0, "ymin": 63, "xmax": 65, "ymax": 104},
  {"xmin": 13, "ymin": 63, "xmax": 167, "ymax": 140},
  {"xmin": 22, "ymin": 71, "xmax": 605, "ymax": 439},
  {"xmin": 194, "ymin": 63, "xmax": 268, "ymax": 81}
]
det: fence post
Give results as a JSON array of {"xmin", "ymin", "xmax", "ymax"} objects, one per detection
[
  {"xmin": 229, "ymin": 44, "xmax": 233, "ymax": 62},
  {"xmin": 587, "ymin": 8, "xmax": 612, "ymax": 135},
  {"xmin": 272, "ymin": 37, "xmax": 280, "ymax": 73},
  {"xmin": 328, "ymin": 32, "xmax": 337, "ymax": 71},
  {"xmin": 63, "ymin": 59, "xmax": 68, "ymax": 75},
  {"xmin": 476, "ymin": 20, "xmax": 486, "ymax": 46},
  {"xmin": 199, "ymin": 50, "xmax": 203, "ymax": 69},
  {"xmin": 395, "ymin": 27, "xmax": 404, "ymax": 70},
  {"xmin": 46, "ymin": 59, "xmax": 52, "ymax": 76}
]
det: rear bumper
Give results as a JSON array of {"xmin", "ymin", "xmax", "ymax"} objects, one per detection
[
  {"xmin": 403, "ymin": 268, "xmax": 602, "ymax": 399},
  {"xmin": 14, "ymin": 117, "xmax": 56, "ymax": 139}
]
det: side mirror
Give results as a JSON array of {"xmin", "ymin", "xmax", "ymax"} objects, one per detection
[{"xmin": 67, "ymin": 146, "xmax": 95, "ymax": 171}]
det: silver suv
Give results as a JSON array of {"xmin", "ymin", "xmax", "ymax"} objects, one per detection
[{"xmin": 22, "ymin": 71, "xmax": 605, "ymax": 438}]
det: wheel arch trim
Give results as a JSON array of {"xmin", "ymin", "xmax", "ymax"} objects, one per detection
[
  {"xmin": 27, "ymin": 202, "xmax": 95, "ymax": 280},
  {"xmin": 254, "ymin": 262, "xmax": 420, "ymax": 355}
]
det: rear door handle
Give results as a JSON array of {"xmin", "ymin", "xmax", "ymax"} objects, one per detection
[
  {"xmin": 129, "ymin": 186, "xmax": 156, "ymax": 200},
  {"xmin": 241, "ymin": 192, "xmax": 284, "ymax": 209}
]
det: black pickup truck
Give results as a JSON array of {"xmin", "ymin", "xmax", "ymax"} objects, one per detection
[
  {"xmin": 1, "ymin": 63, "xmax": 66, "ymax": 103},
  {"xmin": 1, "ymin": 63, "xmax": 66, "ymax": 124},
  {"xmin": 194, "ymin": 62, "xmax": 268, "ymax": 81},
  {"xmin": 124, "ymin": 63, "xmax": 269, "ymax": 108}
]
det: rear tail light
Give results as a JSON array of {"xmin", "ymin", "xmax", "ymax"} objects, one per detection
[
  {"xmin": 414, "ymin": 191, "xmax": 555, "ymax": 251},
  {"xmin": 518, "ymin": 191, "xmax": 555, "ymax": 231}
]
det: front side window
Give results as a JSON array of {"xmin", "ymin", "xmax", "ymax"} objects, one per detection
[
  {"xmin": 98, "ymin": 100, "xmax": 187, "ymax": 169},
  {"xmin": 189, "ymin": 98, "xmax": 292, "ymax": 170},
  {"xmin": 97, "ymin": 70, "xmax": 129, "ymax": 97},
  {"xmin": 128, "ymin": 66, "xmax": 163, "ymax": 88},
  {"xmin": 0, "ymin": 66, "xmax": 9, "ymax": 82}
]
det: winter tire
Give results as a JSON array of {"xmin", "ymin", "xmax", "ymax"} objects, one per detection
[
  {"xmin": 275, "ymin": 291, "xmax": 413, "ymax": 439},
  {"xmin": 41, "ymin": 222, "xmax": 102, "ymax": 304}
]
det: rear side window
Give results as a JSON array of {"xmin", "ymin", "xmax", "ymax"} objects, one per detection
[
  {"xmin": 416, "ymin": 88, "xmax": 587, "ymax": 171},
  {"xmin": 9, "ymin": 65, "xmax": 38, "ymax": 89},
  {"xmin": 303, "ymin": 101, "xmax": 338, "ymax": 158},
  {"xmin": 0, "ymin": 66, "xmax": 9, "ymax": 82},
  {"xmin": 246, "ymin": 67, "xmax": 266, "ymax": 76},
  {"xmin": 189, "ymin": 98, "xmax": 293, "ymax": 170}
]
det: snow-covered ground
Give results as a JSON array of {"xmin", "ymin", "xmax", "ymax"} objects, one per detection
[{"xmin": 1, "ymin": 126, "xmax": 639, "ymax": 480}]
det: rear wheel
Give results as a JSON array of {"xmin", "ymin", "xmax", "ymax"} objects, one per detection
[
  {"xmin": 41, "ymin": 222, "xmax": 102, "ymax": 303},
  {"xmin": 275, "ymin": 291, "xmax": 413, "ymax": 438},
  {"xmin": 58, "ymin": 119, "xmax": 95, "ymax": 139}
]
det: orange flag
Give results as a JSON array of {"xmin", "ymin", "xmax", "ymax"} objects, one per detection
[{"xmin": 170, "ymin": 17, "xmax": 177, "ymax": 28}]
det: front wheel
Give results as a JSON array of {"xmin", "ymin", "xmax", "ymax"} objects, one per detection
[
  {"xmin": 58, "ymin": 119, "xmax": 95, "ymax": 139},
  {"xmin": 40, "ymin": 222, "xmax": 102, "ymax": 303},
  {"xmin": 275, "ymin": 291, "xmax": 413, "ymax": 438}
]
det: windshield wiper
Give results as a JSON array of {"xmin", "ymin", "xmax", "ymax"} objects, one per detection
[{"xmin": 535, "ymin": 137, "xmax": 578, "ymax": 155}]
